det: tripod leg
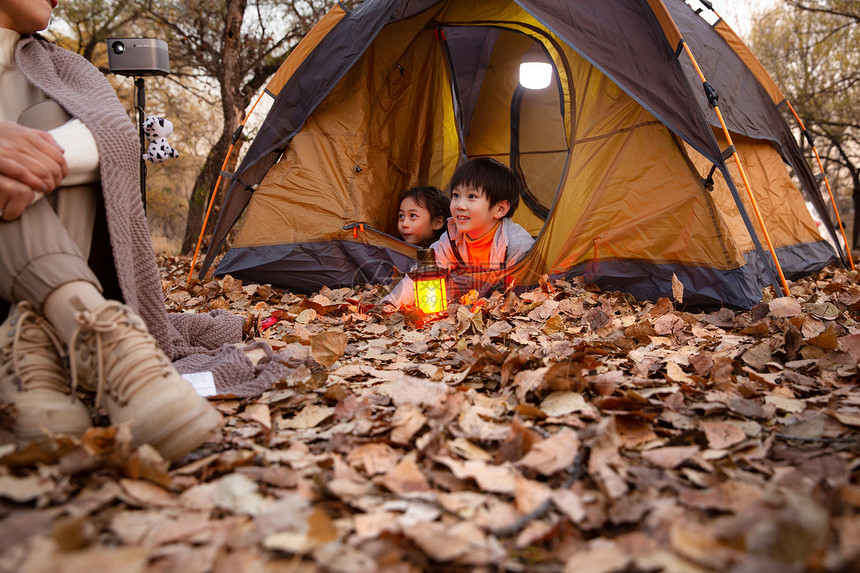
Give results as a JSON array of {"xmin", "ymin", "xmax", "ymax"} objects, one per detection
[{"xmin": 135, "ymin": 77, "xmax": 147, "ymax": 213}]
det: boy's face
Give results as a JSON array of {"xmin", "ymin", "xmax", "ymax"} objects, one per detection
[
  {"xmin": 450, "ymin": 184, "xmax": 509, "ymax": 239},
  {"xmin": 398, "ymin": 196, "xmax": 444, "ymax": 245}
]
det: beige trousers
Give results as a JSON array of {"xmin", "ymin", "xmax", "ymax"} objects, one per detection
[{"xmin": 0, "ymin": 101, "xmax": 102, "ymax": 313}]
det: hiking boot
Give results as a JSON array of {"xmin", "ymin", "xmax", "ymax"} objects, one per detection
[
  {"xmin": 70, "ymin": 301, "xmax": 222, "ymax": 462},
  {"xmin": 0, "ymin": 302, "xmax": 92, "ymax": 445}
]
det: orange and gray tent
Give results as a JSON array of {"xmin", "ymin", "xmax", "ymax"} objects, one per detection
[{"xmin": 200, "ymin": 0, "xmax": 842, "ymax": 308}]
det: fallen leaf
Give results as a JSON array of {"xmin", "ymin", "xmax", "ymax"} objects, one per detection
[
  {"xmin": 541, "ymin": 315, "xmax": 566, "ymax": 335},
  {"xmin": 514, "ymin": 473, "xmax": 553, "ymax": 513},
  {"xmin": 310, "ymin": 331, "xmax": 348, "ymax": 367},
  {"xmin": 119, "ymin": 478, "xmax": 174, "ymax": 507},
  {"xmin": 377, "ymin": 455, "xmax": 431, "ymax": 494},
  {"xmin": 564, "ymin": 538, "xmax": 632, "ymax": 573},
  {"xmin": 437, "ymin": 457, "xmax": 517, "ymax": 494},
  {"xmin": 450, "ymin": 438, "xmax": 493, "ymax": 462},
  {"xmin": 390, "ymin": 404, "xmax": 427, "ymax": 444},
  {"xmin": 496, "ymin": 417, "xmax": 543, "ymax": 463},
  {"xmin": 403, "ymin": 521, "xmax": 505, "ymax": 565},
  {"xmin": 672, "ymin": 273, "xmax": 684, "ymax": 304},
  {"xmin": 385, "ymin": 375, "xmax": 451, "ymax": 407},
  {"xmin": 680, "ymin": 479, "xmax": 764, "ymax": 513},
  {"xmin": 17, "ymin": 541, "xmax": 149, "ymax": 573},
  {"xmin": 653, "ymin": 313, "xmax": 686, "ymax": 335},
  {"xmin": 742, "ymin": 342, "xmax": 772, "ymax": 371},
  {"xmin": 241, "ymin": 403, "xmax": 272, "ymax": 431},
  {"xmin": 614, "ymin": 415, "xmax": 658, "ymax": 447},
  {"xmin": 769, "ymin": 297, "xmax": 801, "ymax": 318},
  {"xmin": 669, "ymin": 520, "xmax": 736, "ymax": 570},
  {"xmin": 700, "ymin": 420, "xmax": 746, "ymax": 450},
  {"xmin": 211, "ymin": 473, "xmax": 265, "ymax": 516},
  {"xmin": 586, "ymin": 308, "xmax": 610, "ymax": 330},
  {"xmin": 552, "ymin": 488, "xmax": 587, "ymax": 524},
  {"xmin": 807, "ymin": 301, "xmax": 839, "ymax": 320},
  {"xmin": 280, "ymin": 404, "xmax": 335, "ymax": 429},
  {"xmin": 838, "ymin": 334, "xmax": 860, "ymax": 361},
  {"xmin": 0, "ymin": 474, "xmax": 44, "ymax": 502},
  {"xmin": 807, "ymin": 327, "xmax": 839, "ymax": 350},
  {"xmin": 831, "ymin": 408, "xmax": 860, "ymax": 428},
  {"xmin": 516, "ymin": 428, "xmax": 580, "ymax": 476},
  {"xmin": 666, "ymin": 361, "xmax": 693, "ymax": 383},
  {"xmin": 347, "ymin": 443, "xmax": 401, "ymax": 476},
  {"xmin": 263, "ymin": 507, "xmax": 338, "ymax": 555},
  {"xmin": 540, "ymin": 391, "xmax": 591, "ymax": 417},
  {"xmin": 641, "ymin": 445, "xmax": 699, "ymax": 469},
  {"xmin": 764, "ymin": 395, "xmax": 806, "ymax": 414},
  {"xmin": 295, "ymin": 308, "xmax": 317, "ymax": 324}
]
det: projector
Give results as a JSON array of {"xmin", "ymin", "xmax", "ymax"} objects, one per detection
[{"xmin": 107, "ymin": 38, "xmax": 170, "ymax": 77}]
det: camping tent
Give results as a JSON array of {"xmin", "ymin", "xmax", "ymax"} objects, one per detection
[{"xmin": 199, "ymin": 0, "xmax": 842, "ymax": 308}]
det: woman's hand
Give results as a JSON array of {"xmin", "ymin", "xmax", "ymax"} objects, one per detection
[{"xmin": 0, "ymin": 121, "xmax": 67, "ymax": 220}]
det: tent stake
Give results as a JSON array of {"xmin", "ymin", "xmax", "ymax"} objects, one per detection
[
  {"xmin": 187, "ymin": 90, "xmax": 269, "ymax": 286},
  {"xmin": 680, "ymin": 41, "xmax": 791, "ymax": 298},
  {"xmin": 785, "ymin": 101, "xmax": 855, "ymax": 270}
]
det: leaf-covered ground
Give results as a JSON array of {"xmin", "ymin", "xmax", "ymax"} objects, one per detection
[{"xmin": 2, "ymin": 256, "xmax": 859, "ymax": 573}]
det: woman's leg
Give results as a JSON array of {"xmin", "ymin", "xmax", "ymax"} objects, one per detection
[
  {"xmin": 0, "ymin": 189, "xmax": 102, "ymax": 313},
  {"xmin": 0, "ymin": 194, "xmax": 97, "ymax": 444},
  {"xmin": 0, "ymin": 185, "xmax": 221, "ymax": 461}
]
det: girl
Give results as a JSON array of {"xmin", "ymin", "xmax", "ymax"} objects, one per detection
[{"xmin": 397, "ymin": 186, "xmax": 450, "ymax": 247}]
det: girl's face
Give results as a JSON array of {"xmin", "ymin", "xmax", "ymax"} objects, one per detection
[
  {"xmin": 398, "ymin": 196, "xmax": 444, "ymax": 245},
  {"xmin": 0, "ymin": 0, "xmax": 55, "ymax": 34}
]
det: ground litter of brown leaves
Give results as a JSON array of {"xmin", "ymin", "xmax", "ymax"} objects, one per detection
[{"xmin": 1, "ymin": 255, "xmax": 859, "ymax": 573}]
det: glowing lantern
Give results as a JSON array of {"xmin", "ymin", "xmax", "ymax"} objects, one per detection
[
  {"xmin": 413, "ymin": 249, "xmax": 448, "ymax": 314},
  {"xmin": 519, "ymin": 45, "xmax": 552, "ymax": 90}
]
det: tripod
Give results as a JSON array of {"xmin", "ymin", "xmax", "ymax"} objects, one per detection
[{"xmin": 134, "ymin": 77, "xmax": 147, "ymax": 212}]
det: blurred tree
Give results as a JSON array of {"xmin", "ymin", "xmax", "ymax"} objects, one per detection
[
  {"xmin": 136, "ymin": 0, "xmax": 346, "ymax": 254},
  {"xmin": 786, "ymin": 1, "xmax": 859, "ymax": 22},
  {"xmin": 47, "ymin": 0, "xmax": 219, "ymax": 251},
  {"xmin": 51, "ymin": 0, "xmax": 143, "ymax": 62},
  {"xmin": 50, "ymin": 0, "xmax": 352, "ymax": 255},
  {"xmin": 748, "ymin": 1, "xmax": 860, "ymax": 248}
]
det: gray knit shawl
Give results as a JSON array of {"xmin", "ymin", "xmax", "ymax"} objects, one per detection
[{"xmin": 15, "ymin": 36, "xmax": 282, "ymax": 396}]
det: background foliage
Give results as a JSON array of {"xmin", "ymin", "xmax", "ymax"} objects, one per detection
[
  {"xmin": 748, "ymin": 0, "xmax": 860, "ymax": 248},
  {"xmin": 46, "ymin": 0, "xmax": 349, "ymax": 253}
]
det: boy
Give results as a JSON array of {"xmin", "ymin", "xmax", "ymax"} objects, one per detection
[{"xmin": 386, "ymin": 158, "xmax": 534, "ymax": 308}]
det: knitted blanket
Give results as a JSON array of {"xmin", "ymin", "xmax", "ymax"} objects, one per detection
[{"xmin": 15, "ymin": 35, "xmax": 280, "ymax": 397}]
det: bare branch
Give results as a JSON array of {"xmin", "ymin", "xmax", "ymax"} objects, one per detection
[{"xmin": 785, "ymin": 0, "xmax": 860, "ymax": 23}]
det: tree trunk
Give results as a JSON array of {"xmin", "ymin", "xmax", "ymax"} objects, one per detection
[
  {"xmin": 179, "ymin": 0, "xmax": 248, "ymax": 255},
  {"xmin": 179, "ymin": 132, "xmax": 232, "ymax": 254},
  {"xmin": 851, "ymin": 170, "xmax": 860, "ymax": 252}
]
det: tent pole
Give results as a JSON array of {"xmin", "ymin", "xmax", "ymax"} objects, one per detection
[
  {"xmin": 680, "ymin": 41, "xmax": 791, "ymax": 298},
  {"xmin": 187, "ymin": 90, "xmax": 269, "ymax": 286},
  {"xmin": 785, "ymin": 100, "xmax": 855, "ymax": 270}
]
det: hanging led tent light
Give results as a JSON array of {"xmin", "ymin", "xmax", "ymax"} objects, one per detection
[
  {"xmin": 519, "ymin": 44, "xmax": 552, "ymax": 90},
  {"xmin": 412, "ymin": 249, "xmax": 448, "ymax": 314}
]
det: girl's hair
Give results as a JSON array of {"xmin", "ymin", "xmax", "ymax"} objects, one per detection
[{"xmin": 401, "ymin": 186, "xmax": 450, "ymax": 242}]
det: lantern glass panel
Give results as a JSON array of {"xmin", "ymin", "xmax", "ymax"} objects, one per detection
[{"xmin": 415, "ymin": 276, "xmax": 447, "ymax": 314}]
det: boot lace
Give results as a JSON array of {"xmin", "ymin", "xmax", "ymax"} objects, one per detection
[
  {"xmin": 3, "ymin": 302, "xmax": 71, "ymax": 394},
  {"xmin": 69, "ymin": 302, "xmax": 172, "ymax": 408}
]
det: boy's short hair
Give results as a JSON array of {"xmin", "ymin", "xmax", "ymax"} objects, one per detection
[
  {"xmin": 448, "ymin": 157, "xmax": 521, "ymax": 217},
  {"xmin": 401, "ymin": 186, "xmax": 450, "ymax": 224}
]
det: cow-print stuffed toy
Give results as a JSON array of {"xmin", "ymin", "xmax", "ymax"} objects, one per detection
[{"xmin": 141, "ymin": 116, "xmax": 179, "ymax": 163}]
